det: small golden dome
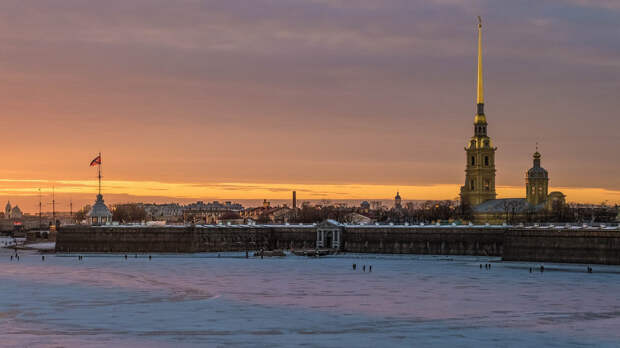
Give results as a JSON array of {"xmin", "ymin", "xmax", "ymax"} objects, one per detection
[{"xmin": 474, "ymin": 113, "xmax": 487, "ymax": 124}]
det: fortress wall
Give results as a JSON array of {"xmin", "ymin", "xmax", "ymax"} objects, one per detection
[
  {"xmin": 56, "ymin": 225, "xmax": 505, "ymax": 255},
  {"xmin": 343, "ymin": 227, "xmax": 505, "ymax": 256},
  {"xmin": 55, "ymin": 225, "xmax": 202, "ymax": 253},
  {"xmin": 503, "ymin": 229, "xmax": 620, "ymax": 265},
  {"xmin": 55, "ymin": 225, "xmax": 620, "ymax": 265},
  {"xmin": 271, "ymin": 226, "xmax": 316, "ymax": 250},
  {"xmin": 195, "ymin": 226, "xmax": 272, "ymax": 252},
  {"xmin": 55, "ymin": 225, "xmax": 292, "ymax": 253}
]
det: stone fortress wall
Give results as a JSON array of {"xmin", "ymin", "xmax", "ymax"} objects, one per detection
[{"xmin": 56, "ymin": 224, "xmax": 620, "ymax": 265}]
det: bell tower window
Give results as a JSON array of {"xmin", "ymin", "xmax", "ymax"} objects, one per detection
[
  {"xmin": 471, "ymin": 156, "xmax": 475, "ymax": 166},
  {"xmin": 484, "ymin": 156, "xmax": 489, "ymax": 166}
]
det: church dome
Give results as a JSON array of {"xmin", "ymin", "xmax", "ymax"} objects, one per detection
[
  {"xmin": 12, "ymin": 206, "xmax": 22, "ymax": 215},
  {"xmin": 89, "ymin": 194, "xmax": 112, "ymax": 219},
  {"xmin": 527, "ymin": 166, "xmax": 547, "ymax": 177},
  {"xmin": 527, "ymin": 151, "xmax": 548, "ymax": 178}
]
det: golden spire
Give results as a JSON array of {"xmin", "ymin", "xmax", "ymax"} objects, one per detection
[
  {"xmin": 477, "ymin": 16, "xmax": 483, "ymax": 105},
  {"xmin": 474, "ymin": 16, "xmax": 487, "ymax": 125}
]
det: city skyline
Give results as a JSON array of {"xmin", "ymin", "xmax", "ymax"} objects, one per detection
[
  {"xmin": 1, "ymin": 0, "xmax": 619, "ymax": 211},
  {"xmin": 4, "ymin": 180, "xmax": 619, "ymax": 214}
]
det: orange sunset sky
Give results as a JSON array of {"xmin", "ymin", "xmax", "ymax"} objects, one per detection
[{"xmin": 1, "ymin": 0, "xmax": 619, "ymax": 212}]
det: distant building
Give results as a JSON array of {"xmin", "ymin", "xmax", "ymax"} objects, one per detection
[
  {"xmin": 394, "ymin": 192, "xmax": 402, "ymax": 209},
  {"xmin": 242, "ymin": 206, "xmax": 293, "ymax": 223},
  {"xmin": 11, "ymin": 206, "xmax": 23, "ymax": 219},
  {"xmin": 182, "ymin": 201, "xmax": 244, "ymax": 224},
  {"xmin": 218, "ymin": 211, "xmax": 244, "ymax": 225},
  {"xmin": 184, "ymin": 201, "xmax": 243, "ymax": 212},
  {"xmin": 360, "ymin": 201, "xmax": 370, "ymax": 213},
  {"xmin": 143, "ymin": 203, "xmax": 183, "ymax": 219},
  {"xmin": 344, "ymin": 212, "xmax": 373, "ymax": 224},
  {"xmin": 4, "ymin": 201, "xmax": 23, "ymax": 220}
]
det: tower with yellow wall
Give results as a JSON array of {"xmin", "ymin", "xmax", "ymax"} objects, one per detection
[
  {"xmin": 526, "ymin": 151, "xmax": 549, "ymax": 206},
  {"xmin": 461, "ymin": 17, "xmax": 497, "ymax": 207}
]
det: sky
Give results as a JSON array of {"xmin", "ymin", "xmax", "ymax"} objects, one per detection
[{"xmin": 1, "ymin": 0, "xmax": 619, "ymax": 212}]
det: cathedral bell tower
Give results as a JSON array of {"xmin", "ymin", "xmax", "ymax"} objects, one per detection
[
  {"xmin": 526, "ymin": 149, "xmax": 548, "ymax": 206},
  {"xmin": 460, "ymin": 17, "xmax": 497, "ymax": 207}
]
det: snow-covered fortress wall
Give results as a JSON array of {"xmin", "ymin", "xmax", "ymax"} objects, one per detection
[
  {"xmin": 503, "ymin": 228, "xmax": 620, "ymax": 265},
  {"xmin": 55, "ymin": 225, "xmax": 317, "ymax": 253},
  {"xmin": 55, "ymin": 224, "xmax": 504, "ymax": 255},
  {"xmin": 342, "ymin": 226, "xmax": 504, "ymax": 256},
  {"xmin": 55, "ymin": 225, "xmax": 620, "ymax": 265}
]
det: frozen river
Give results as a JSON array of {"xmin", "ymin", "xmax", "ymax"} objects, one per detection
[{"xmin": 1, "ymin": 249, "xmax": 620, "ymax": 347}]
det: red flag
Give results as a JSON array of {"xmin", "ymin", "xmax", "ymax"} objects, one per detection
[{"xmin": 90, "ymin": 155, "xmax": 101, "ymax": 167}]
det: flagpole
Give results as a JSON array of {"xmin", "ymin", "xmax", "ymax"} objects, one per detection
[{"xmin": 98, "ymin": 152, "xmax": 102, "ymax": 196}]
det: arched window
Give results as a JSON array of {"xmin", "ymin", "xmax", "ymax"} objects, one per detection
[
  {"xmin": 484, "ymin": 156, "xmax": 489, "ymax": 166},
  {"xmin": 470, "ymin": 180, "xmax": 475, "ymax": 190},
  {"xmin": 471, "ymin": 156, "xmax": 475, "ymax": 166}
]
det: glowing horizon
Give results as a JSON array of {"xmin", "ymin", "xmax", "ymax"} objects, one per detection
[{"xmin": 2, "ymin": 178, "xmax": 619, "ymax": 213}]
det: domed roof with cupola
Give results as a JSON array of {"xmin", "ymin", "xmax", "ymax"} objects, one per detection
[
  {"xmin": 527, "ymin": 151, "xmax": 548, "ymax": 178},
  {"xmin": 89, "ymin": 194, "xmax": 112, "ymax": 220}
]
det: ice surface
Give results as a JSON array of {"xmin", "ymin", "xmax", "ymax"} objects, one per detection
[
  {"xmin": 22, "ymin": 242, "xmax": 56, "ymax": 250},
  {"xmin": 0, "ymin": 236, "xmax": 24, "ymax": 247},
  {"xmin": 1, "ymin": 249, "xmax": 620, "ymax": 347}
]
